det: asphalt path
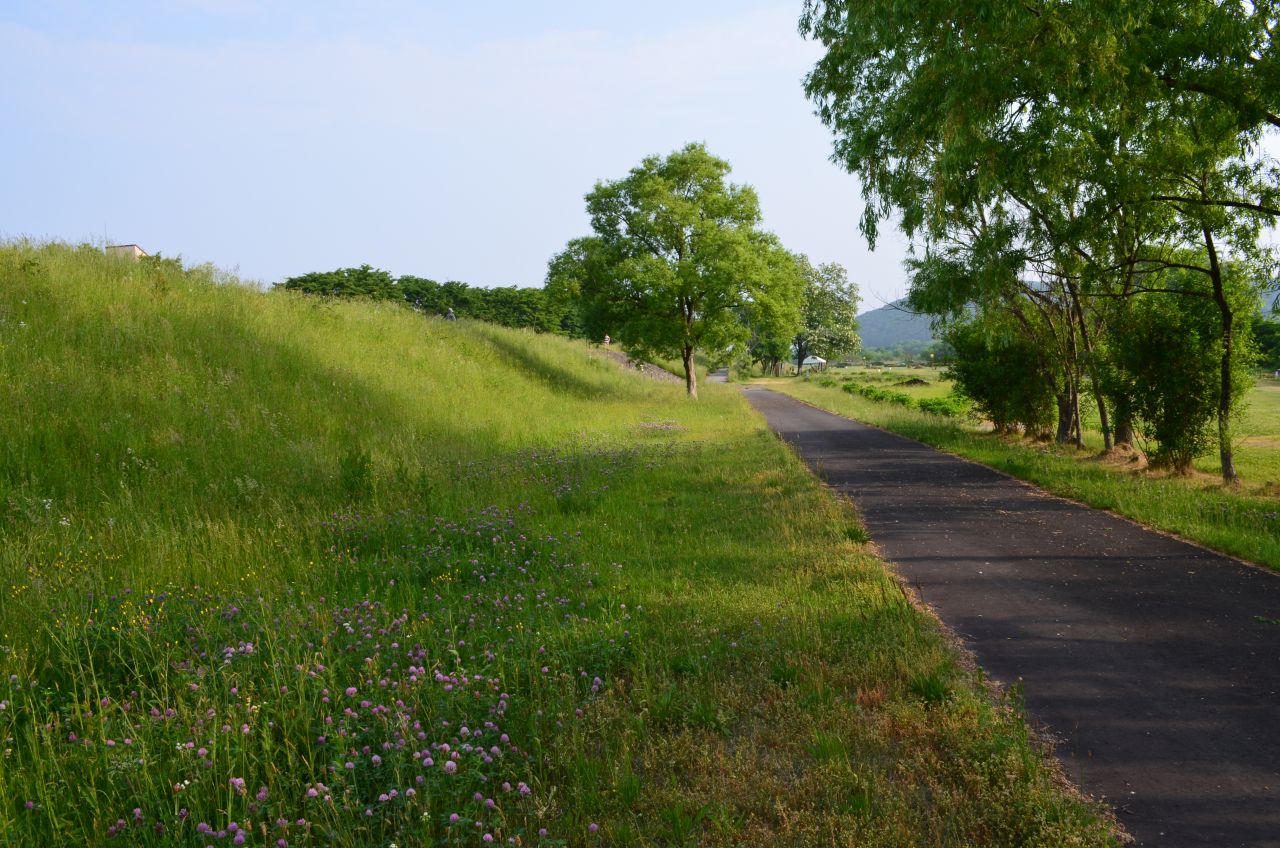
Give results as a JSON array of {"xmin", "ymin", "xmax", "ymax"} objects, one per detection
[{"xmin": 745, "ymin": 387, "xmax": 1280, "ymax": 847}]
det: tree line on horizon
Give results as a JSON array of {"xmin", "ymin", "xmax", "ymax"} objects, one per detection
[
  {"xmin": 276, "ymin": 265, "xmax": 580, "ymax": 335},
  {"xmin": 281, "ymin": 145, "xmax": 863, "ymax": 399},
  {"xmin": 801, "ymin": 0, "xmax": 1280, "ymax": 483}
]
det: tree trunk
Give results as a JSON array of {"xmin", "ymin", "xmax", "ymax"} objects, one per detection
[
  {"xmin": 683, "ymin": 345, "xmax": 698, "ymax": 399},
  {"xmin": 1055, "ymin": 391, "xmax": 1074, "ymax": 444},
  {"xmin": 1063, "ymin": 277, "xmax": 1112, "ymax": 451},
  {"xmin": 1094, "ymin": 389, "xmax": 1112, "ymax": 450},
  {"xmin": 1065, "ymin": 312, "xmax": 1084, "ymax": 448},
  {"xmin": 1203, "ymin": 225, "xmax": 1238, "ymax": 485},
  {"xmin": 1114, "ymin": 415, "xmax": 1135, "ymax": 447}
]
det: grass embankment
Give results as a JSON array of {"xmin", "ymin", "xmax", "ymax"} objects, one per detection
[
  {"xmin": 768, "ymin": 367, "xmax": 1280, "ymax": 570},
  {"xmin": 0, "ymin": 243, "xmax": 1114, "ymax": 846}
]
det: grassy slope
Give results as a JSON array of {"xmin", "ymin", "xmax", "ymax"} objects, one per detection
[
  {"xmin": 769, "ymin": 369, "xmax": 1280, "ymax": 570},
  {"xmin": 0, "ymin": 243, "xmax": 1113, "ymax": 846}
]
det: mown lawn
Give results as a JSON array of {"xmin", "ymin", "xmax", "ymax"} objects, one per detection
[{"xmin": 0, "ymin": 242, "xmax": 1116, "ymax": 846}]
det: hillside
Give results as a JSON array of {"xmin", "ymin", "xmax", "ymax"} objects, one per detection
[
  {"xmin": 0, "ymin": 242, "xmax": 1113, "ymax": 846},
  {"xmin": 857, "ymin": 298, "xmax": 936, "ymax": 349},
  {"xmin": 856, "ymin": 290, "xmax": 1277, "ymax": 352}
]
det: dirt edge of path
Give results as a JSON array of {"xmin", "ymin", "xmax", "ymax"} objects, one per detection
[{"xmin": 813, "ymin": 467, "xmax": 1135, "ymax": 846}]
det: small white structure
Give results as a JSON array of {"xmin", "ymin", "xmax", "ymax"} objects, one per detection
[
  {"xmin": 106, "ymin": 244, "xmax": 148, "ymax": 260},
  {"xmin": 801, "ymin": 355, "xmax": 827, "ymax": 371}
]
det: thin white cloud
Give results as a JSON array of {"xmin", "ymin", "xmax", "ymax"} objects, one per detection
[{"xmin": 0, "ymin": 5, "xmax": 907, "ymax": 301}]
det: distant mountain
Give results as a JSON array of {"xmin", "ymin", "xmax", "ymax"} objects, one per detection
[
  {"xmin": 858, "ymin": 299, "xmax": 936, "ymax": 349},
  {"xmin": 856, "ymin": 289, "xmax": 1277, "ymax": 350}
]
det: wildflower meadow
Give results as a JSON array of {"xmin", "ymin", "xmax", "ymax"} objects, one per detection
[{"xmin": 0, "ymin": 243, "xmax": 1117, "ymax": 846}]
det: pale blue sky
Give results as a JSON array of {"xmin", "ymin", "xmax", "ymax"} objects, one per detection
[{"xmin": 0, "ymin": 1, "xmax": 914, "ymax": 308}]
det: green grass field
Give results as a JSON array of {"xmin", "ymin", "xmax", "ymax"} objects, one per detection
[
  {"xmin": 1214, "ymin": 375, "xmax": 1280, "ymax": 484},
  {"xmin": 0, "ymin": 242, "xmax": 1116, "ymax": 846},
  {"xmin": 767, "ymin": 366, "xmax": 1280, "ymax": 570}
]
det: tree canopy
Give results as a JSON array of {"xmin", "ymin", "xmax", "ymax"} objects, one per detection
[
  {"xmin": 547, "ymin": 143, "xmax": 804, "ymax": 397},
  {"xmin": 793, "ymin": 257, "xmax": 860, "ymax": 372},
  {"xmin": 800, "ymin": 0, "xmax": 1279, "ymax": 482},
  {"xmin": 278, "ymin": 267, "xmax": 573, "ymax": 334}
]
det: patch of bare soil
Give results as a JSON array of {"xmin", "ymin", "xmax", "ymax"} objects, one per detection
[
  {"xmin": 895, "ymin": 377, "xmax": 929, "ymax": 386},
  {"xmin": 1093, "ymin": 443, "xmax": 1148, "ymax": 470}
]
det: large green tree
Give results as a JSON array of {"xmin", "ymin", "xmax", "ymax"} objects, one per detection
[
  {"xmin": 1103, "ymin": 263, "xmax": 1259, "ymax": 472},
  {"xmin": 793, "ymin": 257, "xmax": 861, "ymax": 372},
  {"xmin": 800, "ymin": 0, "xmax": 1279, "ymax": 483},
  {"xmin": 547, "ymin": 143, "xmax": 803, "ymax": 397}
]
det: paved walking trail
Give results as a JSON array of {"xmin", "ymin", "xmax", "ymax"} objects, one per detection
[{"xmin": 745, "ymin": 387, "xmax": 1280, "ymax": 848}]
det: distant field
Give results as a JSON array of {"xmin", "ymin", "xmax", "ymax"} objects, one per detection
[
  {"xmin": 829, "ymin": 364, "xmax": 953, "ymax": 399},
  {"xmin": 0, "ymin": 243, "xmax": 1115, "ymax": 847},
  {"xmin": 1213, "ymin": 376, "xmax": 1280, "ymax": 484}
]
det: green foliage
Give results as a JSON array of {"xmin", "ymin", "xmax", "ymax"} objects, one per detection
[
  {"xmin": 1104, "ymin": 272, "xmax": 1258, "ymax": 471},
  {"xmin": 740, "ymin": 247, "xmax": 808, "ymax": 376},
  {"xmin": 1254, "ymin": 315, "xmax": 1280, "ymax": 371},
  {"xmin": 550, "ymin": 143, "xmax": 805, "ymax": 396},
  {"xmin": 943, "ymin": 315, "xmax": 1057, "ymax": 435},
  {"xmin": 838, "ymin": 380, "xmax": 969, "ymax": 418},
  {"xmin": 916, "ymin": 394, "xmax": 970, "ymax": 418},
  {"xmin": 842, "ymin": 381, "xmax": 912, "ymax": 408},
  {"xmin": 280, "ymin": 266, "xmax": 573, "ymax": 333},
  {"xmin": 279, "ymin": 263, "xmax": 398, "ymax": 299},
  {"xmin": 793, "ymin": 256, "xmax": 860, "ymax": 370}
]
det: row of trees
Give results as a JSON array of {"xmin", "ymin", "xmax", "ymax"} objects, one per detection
[
  {"xmin": 278, "ymin": 265, "xmax": 577, "ymax": 334},
  {"xmin": 545, "ymin": 143, "xmax": 860, "ymax": 397},
  {"xmin": 279, "ymin": 148, "xmax": 861, "ymax": 400},
  {"xmin": 801, "ymin": 0, "xmax": 1279, "ymax": 482}
]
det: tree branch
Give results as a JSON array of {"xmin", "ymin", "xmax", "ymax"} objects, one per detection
[
  {"xmin": 1149, "ymin": 194, "xmax": 1280, "ymax": 216},
  {"xmin": 1157, "ymin": 74, "xmax": 1280, "ymax": 130}
]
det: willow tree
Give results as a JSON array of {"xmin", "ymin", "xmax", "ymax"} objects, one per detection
[
  {"xmin": 800, "ymin": 0, "xmax": 1279, "ymax": 483},
  {"xmin": 546, "ymin": 143, "xmax": 803, "ymax": 397}
]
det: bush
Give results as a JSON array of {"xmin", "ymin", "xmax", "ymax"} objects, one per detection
[
  {"xmin": 1104, "ymin": 277, "xmax": 1256, "ymax": 472},
  {"xmin": 917, "ymin": 394, "xmax": 970, "ymax": 418},
  {"xmin": 840, "ymin": 381, "xmax": 916, "ymax": 409},
  {"xmin": 943, "ymin": 317, "xmax": 1057, "ymax": 435}
]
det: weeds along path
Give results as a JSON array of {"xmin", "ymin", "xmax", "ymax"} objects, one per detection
[{"xmin": 746, "ymin": 386, "xmax": 1280, "ymax": 848}]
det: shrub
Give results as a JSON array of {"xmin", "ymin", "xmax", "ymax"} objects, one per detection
[{"xmin": 917, "ymin": 394, "xmax": 970, "ymax": 418}]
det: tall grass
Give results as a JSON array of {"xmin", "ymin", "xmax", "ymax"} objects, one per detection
[{"xmin": 0, "ymin": 242, "xmax": 1114, "ymax": 846}]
